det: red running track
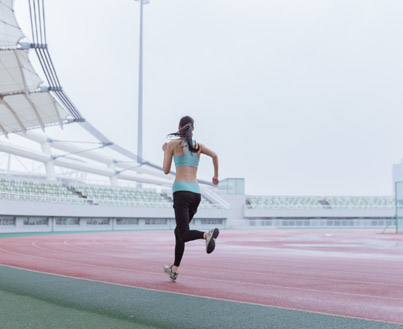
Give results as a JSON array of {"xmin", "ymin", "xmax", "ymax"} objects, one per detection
[{"xmin": 0, "ymin": 229, "xmax": 403, "ymax": 324}]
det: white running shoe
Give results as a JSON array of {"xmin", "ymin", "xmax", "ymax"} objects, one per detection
[
  {"xmin": 205, "ymin": 228, "xmax": 220, "ymax": 254},
  {"xmin": 163, "ymin": 265, "xmax": 178, "ymax": 282}
]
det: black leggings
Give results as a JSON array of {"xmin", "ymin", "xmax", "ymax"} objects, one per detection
[{"xmin": 173, "ymin": 191, "xmax": 204, "ymax": 267}]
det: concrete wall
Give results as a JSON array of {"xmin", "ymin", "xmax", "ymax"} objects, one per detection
[
  {"xmin": 0, "ymin": 195, "xmax": 396, "ymax": 233},
  {"xmin": 0, "ymin": 199, "xmax": 228, "ymax": 219},
  {"xmin": 0, "ymin": 200, "xmax": 228, "ymax": 233},
  {"xmin": 219, "ymin": 194, "xmax": 246, "ymax": 228}
]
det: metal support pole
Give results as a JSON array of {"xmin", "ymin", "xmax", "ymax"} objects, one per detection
[{"xmin": 137, "ymin": 0, "xmax": 144, "ymax": 164}]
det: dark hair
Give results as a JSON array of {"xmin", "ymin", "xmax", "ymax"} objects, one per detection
[{"xmin": 168, "ymin": 116, "xmax": 200, "ymax": 153}]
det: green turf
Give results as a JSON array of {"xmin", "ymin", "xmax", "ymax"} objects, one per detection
[
  {"xmin": 0, "ymin": 265, "xmax": 402, "ymax": 329},
  {"xmin": 0, "ymin": 289, "xmax": 159, "ymax": 329}
]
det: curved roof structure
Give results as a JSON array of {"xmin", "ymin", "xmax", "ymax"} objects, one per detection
[
  {"xmin": 0, "ymin": 0, "xmax": 70, "ymax": 135},
  {"xmin": 0, "ymin": 0, "xmax": 213, "ymax": 187},
  {"xmin": 0, "ymin": 49, "xmax": 41, "ymax": 92},
  {"xmin": 0, "ymin": 0, "xmax": 24, "ymax": 47}
]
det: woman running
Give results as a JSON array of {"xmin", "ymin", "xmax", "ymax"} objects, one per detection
[{"xmin": 162, "ymin": 116, "xmax": 219, "ymax": 282}]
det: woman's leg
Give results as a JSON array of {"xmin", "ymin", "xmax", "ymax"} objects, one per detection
[
  {"xmin": 173, "ymin": 227, "xmax": 184, "ymax": 268},
  {"xmin": 188, "ymin": 192, "xmax": 201, "ymax": 225},
  {"xmin": 173, "ymin": 191, "xmax": 204, "ymax": 268},
  {"xmin": 174, "ymin": 192, "xmax": 204, "ymax": 242},
  {"xmin": 189, "ymin": 192, "xmax": 219, "ymax": 254}
]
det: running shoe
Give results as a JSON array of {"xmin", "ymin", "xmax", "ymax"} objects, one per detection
[
  {"xmin": 163, "ymin": 265, "xmax": 178, "ymax": 282},
  {"xmin": 205, "ymin": 228, "xmax": 220, "ymax": 254}
]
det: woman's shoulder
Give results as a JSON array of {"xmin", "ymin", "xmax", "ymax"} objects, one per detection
[
  {"xmin": 168, "ymin": 139, "xmax": 184, "ymax": 149},
  {"xmin": 169, "ymin": 138, "xmax": 183, "ymax": 145}
]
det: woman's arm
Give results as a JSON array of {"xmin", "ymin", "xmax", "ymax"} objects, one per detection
[
  {"xmin": 162, "ymin": 141, "xmax": 174, "ymax": 174},
  {"xmin": 199, "ymin": 143, "xmax": 219, "ymax": 185}
]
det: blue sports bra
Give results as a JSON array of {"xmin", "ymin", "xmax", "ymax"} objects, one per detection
[{"xmin": 174, "ymin": 138, "xmax": 200, "ymax": 168}]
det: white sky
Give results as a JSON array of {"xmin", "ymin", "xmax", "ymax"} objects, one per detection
[{"xmin": 13, "ymin": 0, "xmax": 403, "ymax": 195}]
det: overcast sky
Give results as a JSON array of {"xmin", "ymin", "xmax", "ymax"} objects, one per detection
[{"xmin": 13, "ymin": 0, "xmax": 403, "ymax": 195}]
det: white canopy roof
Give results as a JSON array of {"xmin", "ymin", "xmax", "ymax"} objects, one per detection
[
  {"xmin": 0, "ymin": 91, "xmax": 67, "ymax": 134},
  {"xmin": 0, "ymin": 1, "xmax": 71, "ymax": 135},
  {"xmin": 0, "ymin": 48, "xmax": 71, "ymax": 134},
  {"xmin": 0, "ymin": 49, "xmax": 43, "ymax": 93},
  {"xmin": 0, "ymin": 0, "xmax": 211, "ymax": 185},
  {"xmin": 0, "ymin": 0, "xmax": 24, "ymax": 47}
]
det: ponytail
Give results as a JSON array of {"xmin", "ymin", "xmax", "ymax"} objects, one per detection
[{"xmin": 168, "ymin": 116, "xmax": 200, "ymax": 153}]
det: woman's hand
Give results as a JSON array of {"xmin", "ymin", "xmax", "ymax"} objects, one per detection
[
  {"xmin": 212, "ymin": 176, "xmax": 219, "ymax": 185},
  {"xmin": 162, "ymin": 142, "xmax": 168, "ymax": 152}
]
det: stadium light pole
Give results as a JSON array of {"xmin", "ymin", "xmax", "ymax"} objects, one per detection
[{"xmin": 134, "ymin": 0, "xmax": 149, "ymax": 164}]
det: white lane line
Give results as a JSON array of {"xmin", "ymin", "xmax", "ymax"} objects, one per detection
[
  {"xmin": 31, "ymin": 239, "xmax": 83, "ymax": 251},
  {"xmin": 32, "ymin": 240, "xmax": 52, "ymax": 251},
  {"xmin": 64, "ymin": 239, "xmax": 89, "ymax": 250}
]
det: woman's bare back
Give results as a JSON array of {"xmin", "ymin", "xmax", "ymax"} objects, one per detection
[{"xmin": 171, "ymin": 139, "xmax": 200, "ymax": 183}]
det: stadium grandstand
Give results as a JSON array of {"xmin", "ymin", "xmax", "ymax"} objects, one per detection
[
  {"xmin": 2, "ymin": 2, "xmax": 403, "ymax": 329},
  {"xmin": 0, "ymin": 0, "xmax": 400, "ymax": 234},
  {"xmin": 246, "ymin": 195, "xmax": 393, "ymax": 210}
]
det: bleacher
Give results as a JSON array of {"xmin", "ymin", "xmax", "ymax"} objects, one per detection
[
  {"xmin": 72, "ymin": 184, "xmax": 215, "ymax": 208},
  {"xmin": 0, "ymin": 176, "xmax": 395, "ymax": 232},
  {"xmin": 247, "ymin": 196, "xmax": 323, "ymax": 209},
  {"xmin": 323, "ymin": 196, "xmax": 393, "ymax": 209},
  {"xmin": 1, "ymin": 176, "xmax": 394, "ymax": 212},
  {"xmin": 72, "ymin": 184, "xmax": 172, "ymax": 208},
  {"xmin": 246, "ymin": 195, "xmax": 394, "ymax": 210},
  {"xmin": 0, "ymin": 177, "xmax": 86, "ymax": 204},
  {"xmin": 0, "ymin": 177, "xmax": 217, "ymax": 209}
]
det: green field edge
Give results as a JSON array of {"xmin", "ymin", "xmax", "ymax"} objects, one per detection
[
  {"xmin": 0, "ymin": 265, "xmax": 402, "ymax": 329},
  {"xmin": 0, "ymin": 229, "xmax": 171, "ymax": 238},
  {"xmin": 0, "ymin": 289, "xmax": 160, "ymax": 329}
]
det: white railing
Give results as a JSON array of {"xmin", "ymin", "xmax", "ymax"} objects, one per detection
[{"xmin": 200, "ymin": 187, "xmax": 230, "ymax": 209}]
